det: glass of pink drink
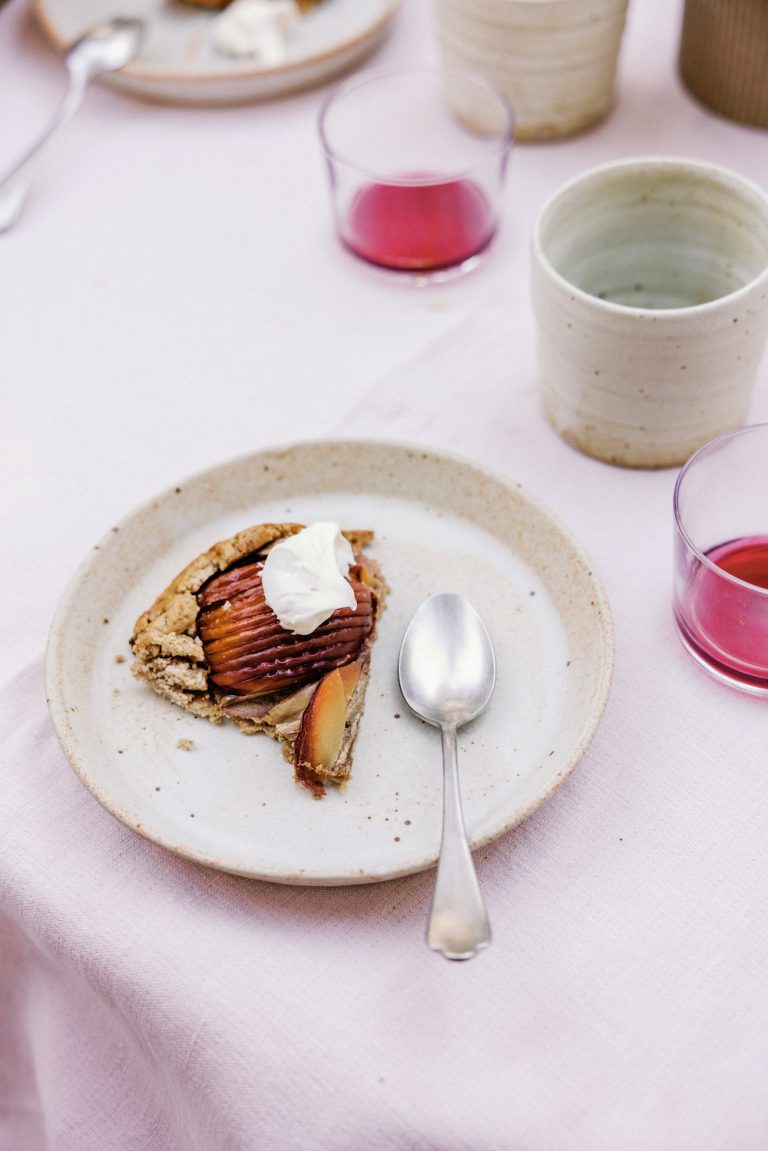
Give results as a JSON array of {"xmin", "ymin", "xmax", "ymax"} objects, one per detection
[
  {"xmin": 318, "ymin": 67, "xmax": 514, "ymax": 281},
  {"xmin": 674, "ymin": 424, "xmax": 768, "ymax": 695}
]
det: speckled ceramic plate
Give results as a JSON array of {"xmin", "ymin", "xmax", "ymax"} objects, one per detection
[
  {"xmin": 46, "ymin": 439, "xmax": 613, "ymax": 885},
  {"xmin": 31, "ymin": 0, "xmax": 400, "ymax": 105}
]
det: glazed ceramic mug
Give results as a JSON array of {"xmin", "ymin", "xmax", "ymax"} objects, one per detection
[
  {"xmin": 531, "ymin": 157, "xmax": 768, "ymax": 467},
  {"xmin": 434, "ymin": 0, "xmax": 629, "ymax": 140}
]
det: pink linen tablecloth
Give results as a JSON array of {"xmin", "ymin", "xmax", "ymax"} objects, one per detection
[{"xmin": 3, "ymin": 0, "xmax": 768, "ymax": 1147}]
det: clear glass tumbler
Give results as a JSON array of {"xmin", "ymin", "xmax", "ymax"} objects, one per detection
[
  {"xmin": 318, "ymin": 66, "xmax": 514, "ymax": 281},
  {"xmin": 673, "ymin": 424, "xmax": 768, "ymax": 694}
]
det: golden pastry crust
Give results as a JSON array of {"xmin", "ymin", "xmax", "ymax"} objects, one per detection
[{"xmin": 131, "ymin": 523, "xmax": 299, "ymax": 718}]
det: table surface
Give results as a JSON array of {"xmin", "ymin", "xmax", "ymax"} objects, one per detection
[{"xmin": 3, "ymin": 1, "xmax": 768, "ymax": 1148}]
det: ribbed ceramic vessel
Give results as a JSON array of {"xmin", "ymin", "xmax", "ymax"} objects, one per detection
[
  {"xmin": 679, "ymin": 0, "xmax": 768, "ymax": 130},
  {"xmin": 434, "ymin": 0, "xmax": 629, "ymax": 140},
  {"xmin": 531, "ymin": 157, "xmax": 768, "ymax": 468}
]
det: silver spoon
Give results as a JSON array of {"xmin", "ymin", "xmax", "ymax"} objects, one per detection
[
  {"xmin": 0, "ymin": 17, "xmax": 144, "ymax": 232},
  {"xmin": 398, "ymin": 593, "xmax": 495, "ymax": 961}
]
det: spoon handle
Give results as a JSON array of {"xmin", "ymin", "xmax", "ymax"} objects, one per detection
[
  {"xmin": 426, "ymin": 725, "xmax": 491, "ymax": 960},
  {"xmin": 0, "ymin": 67, "xmax": 88, "ymax": 233}
]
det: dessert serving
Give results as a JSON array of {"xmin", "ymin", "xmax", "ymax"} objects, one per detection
[{"xmin": 130, "ymin": 522, "xmax": 386, "ymax": 797}]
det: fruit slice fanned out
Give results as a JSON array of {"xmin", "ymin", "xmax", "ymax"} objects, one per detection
[
  {"xmin": 293, "ymin": 661, "xmax": 362, "ymax": 796},
  {"xmin": 197, "ymin": 560, "xmax": 374, "ymax": 696}
]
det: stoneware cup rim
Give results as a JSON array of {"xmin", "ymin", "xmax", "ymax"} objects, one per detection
[{"xmin": 532, "ymin": 154, "xmax": 768, "ymax": 318}]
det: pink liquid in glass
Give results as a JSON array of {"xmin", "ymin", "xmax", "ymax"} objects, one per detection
[
  {"xmin": 676, "ymin": 534, "xmax": 768, "ymax": 688},
  {"xmin": 342, "ymin": 178, "xmax": 495, "ymax": 272}
]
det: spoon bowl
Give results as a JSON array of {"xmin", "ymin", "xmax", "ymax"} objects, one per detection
[
  {"xmin": 398, "ymin": 594, "xmax": 496, "ymax": 960},
  {"xmin": 67, "ymin": 18, "xmax": 145, "ymax": 79},
  {"xmin": 398, "ymin": 593, "xmax": 496, "ymax": 729}
]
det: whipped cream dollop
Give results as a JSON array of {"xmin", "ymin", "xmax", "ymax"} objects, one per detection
[
  {"xmin": 212, "ymin": 0, "xmax": 300, "ymax": 63},
  {"xmin": 261, "ymin": 522, "xmax": 357, "ymax": 636}
]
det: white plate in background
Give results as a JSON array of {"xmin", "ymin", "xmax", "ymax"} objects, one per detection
[{"xmin": 31, "ymin": 0, "xmax": 400, "ymax": 104}]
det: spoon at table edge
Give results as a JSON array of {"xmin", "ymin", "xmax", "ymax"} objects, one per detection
[
  {"xmin": 398, "ymin": 593, "xmax": 495, "ymax": 961},
  {"xmin": 0, "ymin": 17, "xmax": 145, "ymax": 233}
]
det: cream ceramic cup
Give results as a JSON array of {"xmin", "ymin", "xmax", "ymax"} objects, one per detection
[
  {"xmin": 434, "ymin": 0, "xmax": 629, "ymax": 140},
  {"xmin": 531, "ymin": 157, "xmax": 768, "ymax": 468}
]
